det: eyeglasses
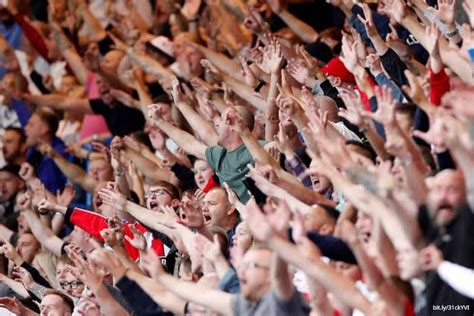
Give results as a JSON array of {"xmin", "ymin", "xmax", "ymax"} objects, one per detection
[
  {"xmin": 145, "ymin": 188, "xmax": 170, "ymax": 199},
  {"xmin": 60, "ymin": 280, "xmax": 84, "ymax": 289},
  {"xmin": 239, "ymin": 261, "xmax": 270, "ymax": 271}
]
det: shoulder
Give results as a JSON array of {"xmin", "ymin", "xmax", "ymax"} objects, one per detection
[
  {"xmin": 264, "ymin": 290, "xmax": 308, "ymax": 315},
  {"xmin": 231, "ymin": 294, "xmax": 250, "ymax": 314},
  {"xmin": 205, "ymin": 146, "xmax": 226, "ymax": 165}
]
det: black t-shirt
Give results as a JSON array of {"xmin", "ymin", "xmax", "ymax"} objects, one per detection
[
  {"xmin": 89, "ymin": 99, "xmax": 146, "ymax": 136},
  {"xmin": 418, "ymin": 204, "xmax": 474, "ymax": 315}
]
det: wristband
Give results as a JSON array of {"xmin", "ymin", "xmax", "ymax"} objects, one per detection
[
  {"xmin": 254, "ymin": 79, "xmax": 265, "ymax": 93},
  {"xmin": 445, "ymin": 29, "xmax": 458, "ymax": 38}
]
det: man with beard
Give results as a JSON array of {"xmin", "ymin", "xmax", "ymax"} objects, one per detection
[
  {"xmin": 418, "ymin": 169, "xmax": 474, "ymax": 315},
  {"xmin": 1, "ymin": 127, "xmax": 27, "ymax": 167},
  {"xmin": 0, "ymin": 164, "xmax": 24, "ymax": 230}
]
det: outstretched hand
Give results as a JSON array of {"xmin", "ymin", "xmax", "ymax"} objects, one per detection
[{"xmin": 98, "ymin": 189, "xmax": 127, "ymax": 213}]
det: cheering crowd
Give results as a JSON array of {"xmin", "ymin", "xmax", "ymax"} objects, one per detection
[{"xmin": 0, "ymin": 0, "xmax": 473, "ymax": 315}]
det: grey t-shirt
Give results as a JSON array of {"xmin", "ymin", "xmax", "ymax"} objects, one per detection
[{"xmin": 231, "ymin": 290, "xmax": 309, "ymax": 316}]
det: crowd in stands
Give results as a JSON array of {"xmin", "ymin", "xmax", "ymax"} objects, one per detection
[{"xmin": 0, "ymin": 0, "xmax": 473, "ymax": 315}]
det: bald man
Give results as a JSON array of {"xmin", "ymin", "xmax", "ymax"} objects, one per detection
[{"xmin": 419, "ymin": 169, "xmax": 474, "ymax": 316}]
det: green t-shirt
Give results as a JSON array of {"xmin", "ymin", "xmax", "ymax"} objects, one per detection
[{"xmin": 205, "ymin": 143, "xmax": 263, "ymax": 203}]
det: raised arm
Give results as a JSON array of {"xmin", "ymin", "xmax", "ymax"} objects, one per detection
[
  {"xmin": 42, "ymin": 146, "xmax": 97, "ymax": 193},
  {"xmin": 126, "ymin": 270, "xmax": 186, "ymax": 315},
  {"xmin": 50, "ymin": 20, "xmax": 89, "ymax": 85},
  {"xmin": 112, "ymin": 36, "xmax": 174, "ymax": 89},
  {"xmin": 98, "ymin": 190, "xmax": 175, "ymax": 235},
  {"xmin": 267, "ymin": 0, "xmax": 318, "ymax": 43},
  {"xmin": 247, "ymin": 214, "xmax": 371, "ymax": 314},
  {"xmin": 386, "ymin": 0, "xmax": 474, "ymax": 84},
  {"xmin": 248, "ymin": 165, "xmax": 332, "ymax": 213},
  {"xmin": 23, "ymin": 210, "xmax": 63, "ymax": 256},
  {"xmin": 149, "ymin": 105, "xmax": 207, "ymax": 160},
  {"xmin": 154, "ymin": 262, "xmax": 233, "ymax": 315},
  {"xmin": 358, "ymin": 4, "xmax": 389, "ymax": 56},
  {"xmin": 21, "ymin": 93, "xmax": 91, "ymax": 113},
  {"xmin": 123, "ymin": 145, "xmax": 180, "ymax": 187},
  {"xmin": 339, "ymin": 221, "xmax": 408, "ymax": 316},
  {"xmin": 170, "ymin": 77, "xmax": 219, "ymax": 146},
  {"xmin": 202, "ymin": 61, "xmax": 267, "ymax": 112}
]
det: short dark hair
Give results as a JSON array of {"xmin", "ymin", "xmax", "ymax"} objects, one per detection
[
  {"xmin": 0, "ymin": 164, "xmax": 21, "ymax": 178},
  {"xmin": 34, "ymin": 108, "xmax": 60, "ymax": 136},
  {"xmin": 345, "ymin": 140, "xmax": 376, "ymax": 162},
  {"xmin": 319, "ymin": 204, "xmax": 340, "ymax": 222},
  {"xmin": 43, "ymin": 289, "xmax": 74, "ymax": 313},
  {"xmin": 4, "ymin": 127, "xmax": 26, "ymax": 143},
  {"xmin": 131, "ymin": 131, "xmax": 154, "ymax": 152},
  {"xmin": 396, "ymin": 102, "xmax": 417, "ymax": 122}
]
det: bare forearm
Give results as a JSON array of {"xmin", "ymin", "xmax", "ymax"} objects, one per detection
[
  {"xmin": 368, "ymin": 33, "xmax": 389, "ymax": 56},
  {"xmin": 401, "ymin": 15, "xmax": 474, "ymax": 84},
  {"xmin": 63, "ymin": 49, "xmax": 89, "ymax": 84},
  {"xmin": 175, "ymin": 101, "xmax": 218, "ymax": 146},
  {"xmin": 127, "ymin": 271, "xmax": 186, "ymax": 315},
  {"xmin": 127, "ymin": 50, "xmax": 174, "ymax": 88},
  {"xmin": 133, "ymin": 80, "xmax": 153, "ymax": 117},
  {"xmin": 23, "ymin": 211, "xmax": 63, "ymax": 256},
  {"xmin": 193, "ymin": 44, "xmax": 242, "ymax": 80},
  {"xmin": 125, "ymin": 149, "xmax": 177, "ymax": 185},
  {"xmin": 82, "ymin": 8, "xmax": 106, "ymax": 41},
  {"xmin": 52, "ymin": 154, "xmax": 96, "ymax": 193},
  {"xmin": 275, "ymin": 177, "xmax": 335, "ymax": 207},
  {"xmin": 291, "ymin": 111, "xmax": 319, "ymax": 153},
  {"xmin": 241, "ymin": 129, "xmax": 279, "ymax": 168},
  {"xmin": 124, "ymin": 202, "xmax": 169, "ymax": 232},
  {"xmin": 1, "ymin": 277, "xmax": 29, "ymax": 298},
  {"xmin": 265, "ymin": 73, "xmax": 279, "ymax": 141},
  {"xmin": 93, "ymin": 285, "xmax": 130, "ymax": 316},
  {"xmin": 158, "ymin": 121, "xmax": 207, "ymax": 160},
  {"xmin": 365, "ymin": 126, "xmax": 391, "ymax": 160},
  {"xmin": 221, "ymin": 74, "xmax": 266, "ymax": 111},
  {"xmin": 157, "ymin": 274, "xmax": 233, "ymax": 315},
  {"xmin": 23, "ymin": 94, "xmax": 90, "ymax": 113},
  {"xmin": 115, "ymin": 172, "xmax": 130, "ymax": 198},
  {"xmin": 51, "ymin": 213, "xmax": 65, "ymax": 236},
  {"xmin": 213, "ymin": 256, "xmax": 231, "ymax": 279},
  {"xmin": 348, "ymin": 241, "xmax": 384, "ymax": 290},
  {"xmin": 209, "ymin": 94, "xmax": 230, "ymax": 113},
  {"xmin": 278, "ymin": 11, "xmax": 318, "ymax": 43},
  {"xmin": 272, "ymin": 254, "xmax": 294, "ymax": 301},
  {"xmin": 268, "ymin": 237, "xmax": 371, "ymax": 313}
]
